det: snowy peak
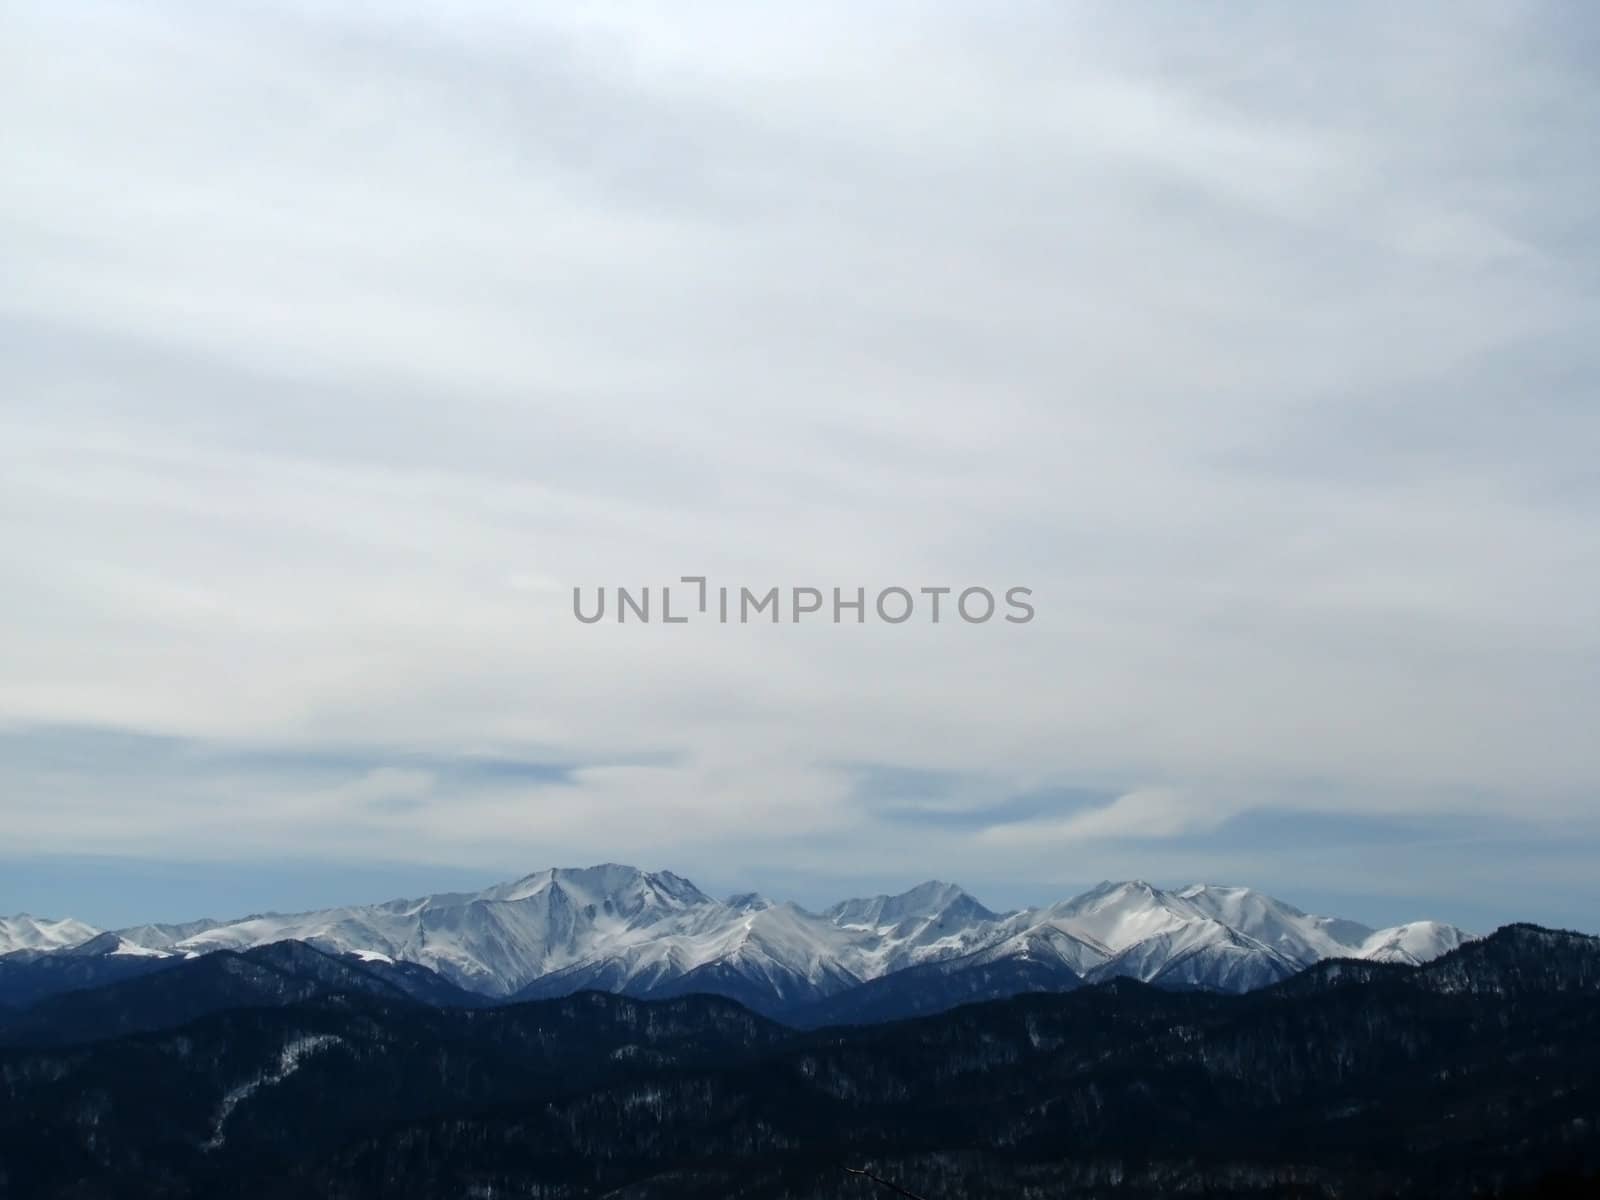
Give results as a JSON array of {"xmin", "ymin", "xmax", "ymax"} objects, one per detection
[
  {"xmin": 825, "ymin": 881, "xmax": 997, "ymax": 931},
  {"xmin": 0, "ymin": 913, "xmax": 99, "ymax": 954},
  {"xmin": 480, "ymin": 864, "xmax": 713, "ymax": 913},
  {"xmin": 1033, "ymin": 879, "xmax": 1201, "ymax": 952},
  {"xmin": 1359, "ymin": 920, "xmax": 1473, "ymax": 966},
  {"xmin": 969, "ymin": 882, "xmax": 1474, "ymax": 992},
  {"xmin": 1174, "ymin": 883, "xmax": 1376, "ymax": 965},
  {"xmin": 60, "ymin": 930, "xmax": 172, "ymax": 959},
  {"xmin": 823, "ymin": 881, "xmax": 1007, "ymax": 978}
]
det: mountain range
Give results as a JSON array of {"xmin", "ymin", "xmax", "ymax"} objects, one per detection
[{"xmin": 1, "ymin": 865, "xmax": 1473, "ymax": 1020}]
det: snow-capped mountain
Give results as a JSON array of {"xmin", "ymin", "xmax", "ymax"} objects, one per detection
[
  {"xmin": 129, "ymin": 866, "xmax": 730, "ymax": 997},
  {"xmin": 1357, "ymin": 920, "xmax": 1474, "ymax": 965},
  {"xmin": 0, "ymin": 914, "xmax": 100, "ymax": 955},
  {"xmin": 7, "ymin": 869, "xmax": 1475, "ymax": 1014},
  {"xmin": 935, "ymin": 880, "xmax": 1390, "ymax": 995}
]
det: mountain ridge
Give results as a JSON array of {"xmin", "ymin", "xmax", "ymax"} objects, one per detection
[{"xmin": 3, "ymin": 866, "xmax": 1476, "ymax": 1016}]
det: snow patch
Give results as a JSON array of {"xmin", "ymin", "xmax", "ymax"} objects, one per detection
[{"xmin": 204, "ymin": 1034, "xmax": 341, "ymax": 1150}]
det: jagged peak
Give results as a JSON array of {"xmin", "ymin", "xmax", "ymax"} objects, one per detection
[
  {"xmin": 824, "ymin": 879, "xmax": 993, "ymax": 929},
  {"xmin": 488, "ymin": 864, "xmax": 713, "ymax": 908}
]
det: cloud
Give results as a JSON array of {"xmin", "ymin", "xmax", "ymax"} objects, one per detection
[
  {"xmin": 2, "ymin": 0, "xmax": 1598, "ymax": 922},
  {"xmin": 980, "ymin": 788, "xmax": 1236, "ymax": 847}
]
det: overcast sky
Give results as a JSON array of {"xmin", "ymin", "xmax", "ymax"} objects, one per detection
[{"xmin": 3, "ymin": 1, "xmax": 1597, "ymax": 931}]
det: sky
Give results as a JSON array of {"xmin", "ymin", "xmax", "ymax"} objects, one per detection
[{"xmin": 2, "ymin": 1, "xmax": 1597, "ymax": 934}]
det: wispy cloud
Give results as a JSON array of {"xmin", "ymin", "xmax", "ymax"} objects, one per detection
[{"xmin": 980, "ymin": 788, "xmax": 1238, "ymax": 846}]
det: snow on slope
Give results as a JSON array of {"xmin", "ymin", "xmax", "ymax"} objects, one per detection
[
  {"xmin": 62, "ymin": 931, "xmax": 174, "ymax": 958},
  {"xmin": 157, "ymin": 866, "xmax": 728, "ymax": 996},
  {"xmin": 824, "ymin": 880, "xmax": 1009, "ymax": 975},
  {"xmin": 1085, "ymin": 920, "xmax": 1302, "ymax": 991},
  {"xmin": 1358, "ymin": 920, "xmax": 1474, "ymax": 965},
  {"xmin": 953, "ymin": 923, "xmax": 1110, "ymax": 977},
  {"xmin": 1025, "ymin": 881, "xmax": 1196, "ymax": 952},
  {"xmin": 0, "ymin": 914, "xmax": 99, "ymax": 954},
  {"xmin": 1175, "ymin": 884, "xmax": 1375, "ymax": 965},
  {"xmin": 90, "ymin": 868, "xmax": 1472, "ymax": 1004}
]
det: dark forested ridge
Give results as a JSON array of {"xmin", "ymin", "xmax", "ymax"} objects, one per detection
[{"xmin": 0, "ymin": 924, "xmax": 1597, "ymax": 1198}]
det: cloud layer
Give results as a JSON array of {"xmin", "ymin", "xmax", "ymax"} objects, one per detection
[{"xmin": 3, "ymin": 1, "xmax": 1597, "ymax": 924}]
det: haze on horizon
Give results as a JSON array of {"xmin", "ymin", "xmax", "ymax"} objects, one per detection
[{"xmin": 2, "ymin": 1, "xmax": 1597, "ymax": 934}]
